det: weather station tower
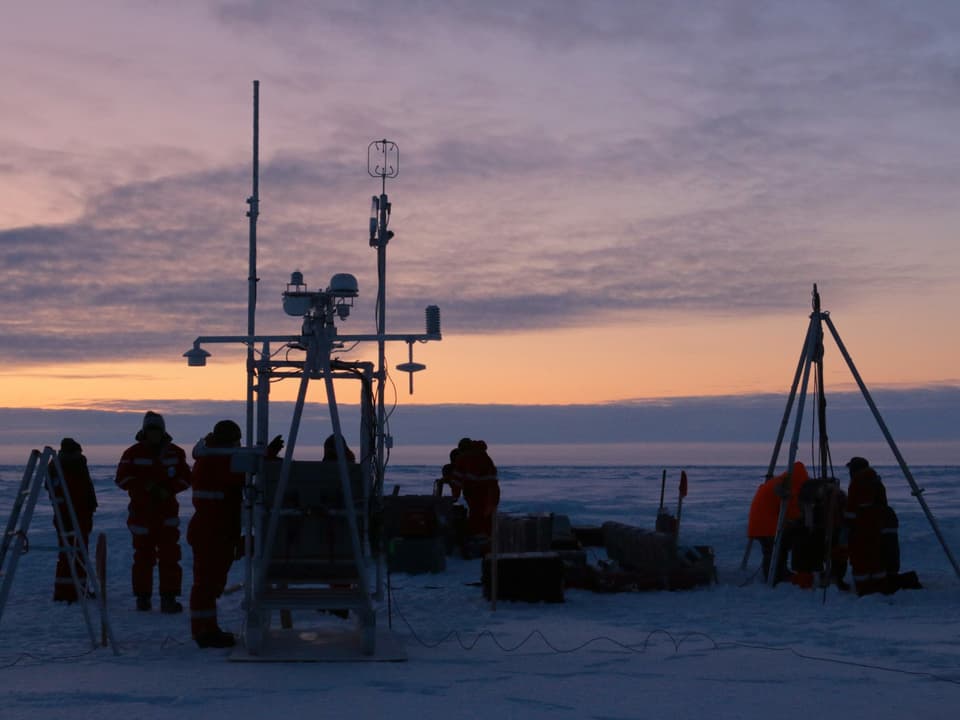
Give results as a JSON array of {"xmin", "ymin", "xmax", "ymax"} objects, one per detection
[{"xmin": 183, "ymin": 84, "xmax": 441, "ymax": 658}]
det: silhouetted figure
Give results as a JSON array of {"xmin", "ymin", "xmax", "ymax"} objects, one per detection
[
  {"xmin": 188, "ymin": 420, "xmax": 284, "ymax": 648},
  {"xmin": 450, "ymin": 438, "xmax": 500, "ymax": 536},
  {"xmin": 50, "ymin": 438, "xmax": 97, "ymax": 602},
  {"xmin": 433, "ymin": 448, "xmax": 461, "ymax": 498},
  {"xmin": 115, "ymin": 412, "xmax": 191, "ymax": 613},
  {"xmin": 322, "ymin": 434, "xmax": 356, "ymax": 464},
  {"xmin": 845, "ymin": 457, "xmax": 919, "ymax": 595},
  {"xmin": 747, "ymin": 462, "xmax": 809, "ymax": 583}
]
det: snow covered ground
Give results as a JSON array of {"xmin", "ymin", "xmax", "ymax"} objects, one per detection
[{"xmin": 2, "ymin": 463, "xmax": 959, "ymax": 719}]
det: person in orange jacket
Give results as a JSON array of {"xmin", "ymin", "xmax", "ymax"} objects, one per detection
[
  {"xmin": 450, "ymin": 438, "xmax": 500, "ymax": 536},
  {"xmin": 115, "ymin": 411, "xmax": 192, "ymax": 613},
  {"xmin": 747, "ymin": 461, "xmax": 809, "ymax": 583},
  {"xmin": 50, "ymin": 438, "xmax": 98, "ymax": 602},
  {"xmin": 187, "ymin": 421, "xmax": 283, "ymax": 648}
]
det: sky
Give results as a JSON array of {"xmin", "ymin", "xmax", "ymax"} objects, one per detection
[{"xmin": 1, "ymin": 1, "xmax": 959, "ymax": 463}]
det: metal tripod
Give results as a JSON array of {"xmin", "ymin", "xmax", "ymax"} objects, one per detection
[{"xmin": 746, "ymin": 285, "xmax": 960, "ymax": 586}]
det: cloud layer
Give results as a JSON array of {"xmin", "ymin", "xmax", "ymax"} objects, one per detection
[
  {"xmin": 3, "ymin": 386, "xmax": 958, "ymax": 465},
  {"xmin": 2, "ymin": 1, "xmax": 960, "ymax": 365}
]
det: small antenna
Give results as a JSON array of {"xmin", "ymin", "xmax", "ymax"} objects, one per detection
[{"xmin": 367, "ymin": 139, "xmax": 399, "ymax": 194}]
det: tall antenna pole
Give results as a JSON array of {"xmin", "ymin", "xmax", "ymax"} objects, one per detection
[
  {"xmin": 246, "ymin": 80, "xmax": 260, "ymax": 446},
  {"xmin": 367, "ymin": 140, "xmax": 398, "ymax": 494},
  {"xmin": 377, "ymin": 170, "xmax": 388, "ymax": 484}
]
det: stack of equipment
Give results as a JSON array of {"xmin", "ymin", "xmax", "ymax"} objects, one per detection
[{"xmin": 381, "ymin": 494, "xmax": 451, "ymax": 574}]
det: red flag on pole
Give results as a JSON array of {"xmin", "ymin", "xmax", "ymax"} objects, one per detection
[{"xmin": 679, "ymin": 470, "xmax": 688, "ymax": 499}]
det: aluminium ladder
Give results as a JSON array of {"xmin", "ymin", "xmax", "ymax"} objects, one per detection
[{"xmin": 0, "ymin": 447, "xmax": 118, "ymax": 654}]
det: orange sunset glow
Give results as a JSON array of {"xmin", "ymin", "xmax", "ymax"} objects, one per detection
[{"xmin": 2, "ymin": 2, "xmax": 959, "ymax": 463}]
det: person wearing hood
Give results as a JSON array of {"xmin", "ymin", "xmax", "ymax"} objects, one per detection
[
  {"xmin": 321, "ymin": 433, "xmax": 356, "ymax": 464},
  {"xmin": 747, "ymin": 461, "xmax": 809, "ymax": 584},
  {"xmin": 844, "ymin": 456, "xmax": 907, "ymax": 595},
  {"xmin": 115, "ymin": 411, "xmax": 191, "ymax": 613},
  {"xmin": 187, "ymin": 421, "xmax": 283, "ymax": 648},
  {"xmin": 49, "ymin": 437, "xmax": 98, "ymax": 602},
  {"xmin": 450, "ymin": 438, "xmax": 500, "ymax": 537}
]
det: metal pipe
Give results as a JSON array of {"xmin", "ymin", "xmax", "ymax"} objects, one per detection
[
  {"xmin": 193, "ymin": 334, "xmax": 300, "ymax": 346},
  {"xmin": 246, "ymin": 80, "xmax": 260, "ymax": 449},
  {"xmin": 375, "ymin": 193, "xmax": 388, "ymax": 514},
  {"xmin": 0, "ymin": 452, "xmax": 44, "ymax": 624},
  {"xmin": 256, "ymin": 342, "xmax": 271, "ymax": 447},
  {"xmin": 767, "ymin": 316, "xmax": 816, "ymax": 480},
  {"xmin": 244, "ymin": 341, "xmax": 271, "ymax": 615},
  {"xmin": 0, "ymin": 450, "xmax": 39, "ymax": 562},
  {"xmin": 319, "ymin": 348, "xmax": 370, "ymax": 595},
  {"xmin": 243, "ymin": 80, "xmax": 260, "ymax": 620},
  {"xmin": 191, "ymin": 332, "xmax": 434, "ymax": 350},
  {"xmin": 742, "ymin": 316, "xmax": 814, "ymax": 572},
  {"xmin": 254, "ymin": 344, "xmax": 312, "ymax": 599},
  {"xmin": 768, "ymin": 322, "xmax": 816, "ymax": 587},
  {"xmin": 812, "ymin": 288, "xmax": 830, "ymax": 480}
]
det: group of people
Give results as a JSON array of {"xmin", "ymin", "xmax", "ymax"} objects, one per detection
[
  {"xmin": 49, "ymin": 418, "xmax": 919, "ymax": 650},
  {"xmin": 747, "ymin": 455, "xmax": 919, "ymax": 596},
  {"xmin": 51, "ymin": 412, "xmax": 284, "ymax": 649}
]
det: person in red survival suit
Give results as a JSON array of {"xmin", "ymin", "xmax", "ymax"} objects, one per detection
[
  {"xmin": 844, "ymin": 456, "xmax": 890, "ymax": 596},
  {"xmin": 115, "ymin": 411, "xmax": 192, "ymax": 613},
  {"xmin": 747, "ymin": 461, "xmax": 809, "ymax": 583},
  {"xmin": 188, "ymin": 420, "xmax": 283, "ymax": 648},
  {"xmin": 451, "ymin": 438, "xmax": 500, "ymax": 536},
  {"xmin": 50, "ymin": 438, "xmax": 98, "ymax": 602}
]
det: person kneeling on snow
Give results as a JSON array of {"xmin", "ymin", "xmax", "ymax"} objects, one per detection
[
  {"xmin": 188, "ymin": 420, "xmax": 283, "ymax": 648},
  {"xmin": 844, "ymin": 457, "xmax": 920, "ymax": 596}
]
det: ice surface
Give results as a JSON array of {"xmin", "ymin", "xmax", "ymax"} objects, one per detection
[{"xmin": 1, "ymin": 464, "xmax": 959, "ymax": 719}]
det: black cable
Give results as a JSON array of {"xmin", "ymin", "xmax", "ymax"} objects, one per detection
[
  {"xmin": 390, "ymin": 590, "xmax": 719, "ymax": 655},
  {"xmin": 720, "ymin": 640, "xmax": 960, "ymax": 685},
  {"xmin": 4, "ymin": 602, "xmax": 958, "ymax": 687},
  {"xmin": 0, "ymin": 646, "xmax": 99, "ymax": 669},
  {"xmin": 388, "ymin": 590, "xmax": 960, "ymax": 685}
]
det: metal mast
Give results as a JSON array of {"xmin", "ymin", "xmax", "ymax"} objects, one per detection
[
  {"xmin": 185, "ymin": 130, "xmax": 441, "ymax": 656},
  {"xmin": 368, "ymin": 140, "xmax": 399, "ymax": 496},
  {"xmin": 246, "ymin": 80, "xmax": 260, "ymax": 446}
]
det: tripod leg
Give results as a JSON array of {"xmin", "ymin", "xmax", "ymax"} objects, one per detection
[
  {"xmin": 768, "ymin": 321, "xmax": 817, "ymax": 587},
  {"xmin": 740, "ymin": 538, "xmax": 754, "ymax": 571},
  {"xmin": 255, "ymin": 356, "xmax": 311, "ymax": 599},
  {"xmin": 824, "ymin": 316, "xmax": 960, "ymax": 582},
  {"xmin": 767, "ymin": 317, "xmax": 816, "ymax": 479},
  {"xmin": 741, "ymin": 318, "xmax": 815, "ymax": 572}
]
